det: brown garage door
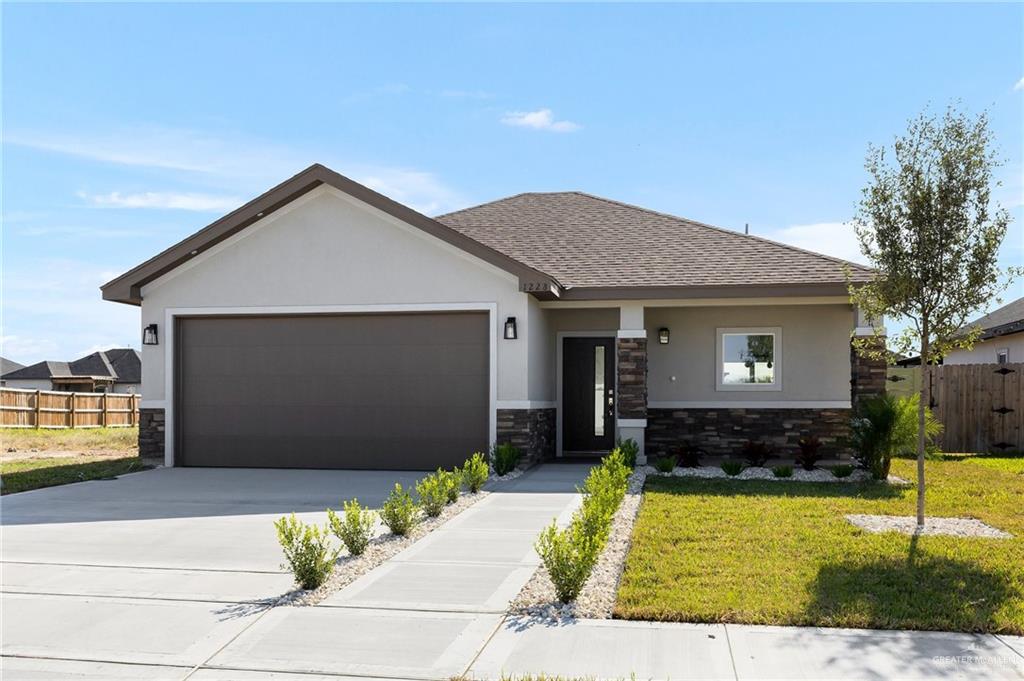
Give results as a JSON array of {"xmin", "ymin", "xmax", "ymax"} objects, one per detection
[{"xmin": 175, "ymin": 312, "xmax": 489, "ymax": 469}]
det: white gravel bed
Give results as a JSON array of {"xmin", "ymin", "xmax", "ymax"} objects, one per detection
[
  {"xmin": 489, "ymin": 466, "xmax": 525, "ymax": 483},
  {"xmin": 846, "ymin": 514, "xmax": 1012, "ymax": 538},
  {"xmin": 648, "ymin": 464, "xmax": 874, "ymax": 483},
  {"xmin": 509, "ymin": 467, "xmax": 648, "ymax": 621},
  {"xmin": 279, "ymin": 489, "xmax": 490, "ymax": 607}
]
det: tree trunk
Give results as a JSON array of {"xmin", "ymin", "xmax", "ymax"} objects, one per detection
[{"xmin": 917, "ymin": 328, "xmax": 929, "ymax": 529}]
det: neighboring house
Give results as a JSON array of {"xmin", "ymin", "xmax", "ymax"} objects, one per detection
[
  {"xmin": 0, "ymin": 357, "xmax": 26, "ymax": 386},
  {"xmin": 1, "ymin": 349, "xmax": 141, "ymax": 394},
  {"xmin": 945, "ymin": 297, "xmax": 1024, "ymax": 365},
  {"xmin": 101, "ymin": 164, "xmax": 883, "ymax": 469}
]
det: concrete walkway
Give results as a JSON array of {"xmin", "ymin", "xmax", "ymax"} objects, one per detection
[{"xmin": 4, "ymin": 463, "xmax": 1023, "ymax": 680}]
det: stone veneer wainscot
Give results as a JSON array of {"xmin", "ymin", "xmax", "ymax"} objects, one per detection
[{"xmin": 496, "ymin": 408, "xmax": 556, "ymax": 467}]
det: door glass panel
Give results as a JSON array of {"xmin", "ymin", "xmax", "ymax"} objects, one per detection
[{"xmin": 594, "ymin": 345, "xmax": 605, "ymax": 436}]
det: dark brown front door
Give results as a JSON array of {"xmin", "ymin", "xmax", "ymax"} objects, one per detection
[
  {"xmin": 175, "ymin": 312, "xmax": 489, "ymax": 470},
  {"xmin": 562, "ymin": 337, "xmax": 615, "ymax": 453}
]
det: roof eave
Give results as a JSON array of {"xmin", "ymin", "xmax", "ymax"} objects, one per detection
[{"xmin": 556, "ymin": 282, "xmax": 856, "ymax": 301}]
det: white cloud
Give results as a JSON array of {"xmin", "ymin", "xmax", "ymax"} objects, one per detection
[
  {"xmin": 1015, "ymin": 77, "xmax": 1024, "ymax": 91},
  {"xmin": 79, "ymin": 191, "xmax": 244, "ymax": 212},
  {"xmin": 501, "ymin": 108, "xmax": 580, "ymax": 133},
  {"xmin": 354, "ymin": 167, "xmax": 469, "ymax": 215},
  {"xmin": 761, "ymin": 221, "xmax": 868, "ymax": 265},
  {"xmin": 0, "ymin": 335, "xmax": 59, "ymax": 362}
]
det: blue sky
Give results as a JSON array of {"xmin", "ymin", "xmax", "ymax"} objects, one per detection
[{"xmin": 2, "ymin": 2, "xmax": 1022, "ymax": 364}]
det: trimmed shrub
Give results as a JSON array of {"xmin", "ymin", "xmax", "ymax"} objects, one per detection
[
  {"xmin": 677, "ymin": 442, "xmax": 704, "ymax": 468},
  {"xmin": 772, "ymin": 465, "xmax": 793, "ymax": 478},
  {"xmin": 741, "ymin": 440, "xmax": 774, "ymax": 467},
  {"xmin": 796, "ymin": 436, "xmax": 824, "ymax": 471},
  {"xmin": 616, "ymin": 437, "xmax": 640, "ymax": 468},
  {"xmin": 440, "ymin": 468, "xmax": 461, "ymax": 504},
  {"xmin": 327, "ymin": 499, "xmax": 375, "ymax": 556},
  {"xmin": 380, "ymin": 483, "xmax": 420, "ymax": 535},
  {"xmin": 462, "ymin": 452, "xmax": 489, "ymax": 493},
  {"xmin": 653, "ymin": 456, "xmax": 675, "ymax": 474},
  {"xmin": 849, "ymin": 394, "xmax": 899, "ymax": 480},
  {"xmin": 831, "ymin": 464, "xmax": 855, "ymax": 479},
  {"xmin": 576, "ymin": 451, "xmax": 630, "ymax": 540},
  {"xmin": 274, "ymin": 513, "xmax": 340, "ymax": 590},
  {"xmin": 416, "ymin": 473, "xmax": 448, "ymax": 518},
  {"xmin": 491, "ymin": 442, "xmax": 520, "ymax": 476},
  {"xmin": 721, "ymin": 460, "xmax": 745, "ymax": 476},
  {"xmin": 534, "ymin": 520, "xmax": 601, "ymax": 603}
]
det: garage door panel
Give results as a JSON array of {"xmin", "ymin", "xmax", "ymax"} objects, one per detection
[{"xmin": 177, "ymin": 313, "xmax": 489, "ymax": 469}]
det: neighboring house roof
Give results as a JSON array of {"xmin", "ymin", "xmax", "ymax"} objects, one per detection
[
  {"xmin": 1, "ymin": 349, "xmax": 141, "ymax": 384},
  {"xmin": 960, "ymin": 296, "xmax": 1024, "ymax": 341},
  {"xmin": 0, "ymin": 357, "xmax": 25, "ymax": 375},
  {"xmin": 102, "ymin": 163, "xmax": 873, "ymax": 305},
  {"xmin": 437, "ymin": 192, "xmax": 874, "ymax": 295}
]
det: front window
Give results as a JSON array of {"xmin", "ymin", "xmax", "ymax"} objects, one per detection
[
  {"xmin": 997, "ymin": 348, "xmax": 1009, "ymax": 365},
  {"xmin": 717, "ymin": 327, "xmax": 782, "ymax": 391}
]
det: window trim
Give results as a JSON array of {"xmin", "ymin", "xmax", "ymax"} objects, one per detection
[
  {"xmin": 715, "ymin": 326, "xmax": 783, "ymax": 392},
  {"xmin": 996, "ymin": 348, "xmax": 1009, "ymax": 365}
]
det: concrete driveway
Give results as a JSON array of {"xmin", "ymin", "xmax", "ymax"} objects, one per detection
[{"xmin": 0, "ymin": 466, "xmax": 428, "ymax": 677}]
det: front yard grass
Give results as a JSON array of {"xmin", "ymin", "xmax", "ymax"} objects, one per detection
[
  {"xmin": 615, "ymin": 456, "xmax": 1024, "ymax": 634},
  {"xmin": 1, "ymin": 426, "xmax": 138, "ymax": 454},
  {"xmin": 1, "ymin": 454, "xmax": 148, "ymax": 494}
]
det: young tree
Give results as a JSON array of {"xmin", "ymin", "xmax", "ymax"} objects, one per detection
[{"xmin": 849, "ymin": 105, "xmax": 1017, "ymax": 528}]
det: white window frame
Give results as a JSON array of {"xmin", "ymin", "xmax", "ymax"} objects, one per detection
[{"xmin": 716, "ymin": 326, "xmax": 783, "ymax": 392}]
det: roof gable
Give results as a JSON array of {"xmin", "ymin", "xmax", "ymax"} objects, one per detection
[
  {"xmin": 101, "ymin": 164, "xmax": 560, "ymax": 305},
  {"xmin": 1, "ymin": 349, "xmax": 140, "ymax": 382}
]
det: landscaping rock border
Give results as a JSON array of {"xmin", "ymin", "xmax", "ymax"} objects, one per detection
[
  {"xmin": 846, "ymin": 514, "xmax": 1012, "ymax": 539},
  {"xmin": 509, "ymin": 466, "xmax": 648, "ymax": 620},
  {"xmin": 279, "ymin": 489, "xmax": 490, "ymax": 607},
  {"xmin": 649, "ymin": 464, "xmax": 875, "ymax": 483}
]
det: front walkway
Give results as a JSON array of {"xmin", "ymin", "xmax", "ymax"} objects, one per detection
[{"xmin": 3, "ymin": 463, "xmax": 1022, "ymax": 679}]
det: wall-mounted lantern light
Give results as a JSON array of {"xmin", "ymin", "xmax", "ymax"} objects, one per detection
[
  {"xmin": 503, "ymin": 317, "xmax": 518, "ymax": 340},
  {"xmin": 658, "ymin": 327, "xmax": 670, "ymax": 345},
  {"xmin": 142, "ymin": 324, "xmax": 159, "ymax": 346}
]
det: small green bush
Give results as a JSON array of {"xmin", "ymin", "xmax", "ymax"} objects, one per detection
[
  {"xmin": 831, "ymin": 464, "xmax": 855, "ymax": 478},
  {"xmin": 416, "ymin": 473, "xmax": 448, "ymax": 518},
  {"xmin": 327, "ymin": 499, "xmax": 376, "ymax": 556},
  {"xmin": 462, "ymin": 452, "xmax": 489, "ymax": 492},
  {"xmin": 535, "ymin": 520, "xmax": 601, "ymax": 603},
  {"xmin": 615, "ymin": 438, "xmax": 640, "ymax": 468},
  {"xmin": 491, "ymin": 442, "xmax": 520, "ymax": 475},
  {"xmin": 772, "ymin": 464, "xmax": 793, "ymax": 478},
  {"xmin": 576, "ymin": 452, "xmax": 630, "ymax": 540},
  {"xmin": 274, "ymin": 513, "xmax": 340, "ymax": 589},
  {"xmin": 721, "ymin": 460, "xmax": 745, "ymax": 476},
  {"xmin": 653, "ymin": 456, "xmax": 675, "ymax": 474},
  {"xmin": 439, "ymin": 468, "xmax": 461, "ymax": 503},
  {"xmin": 380, "ymin": 483, "xmax": 420, "ymax": 535},
  {"xmin": 796, "ymin": 436, "xmax": 823, "ymax": 471}
]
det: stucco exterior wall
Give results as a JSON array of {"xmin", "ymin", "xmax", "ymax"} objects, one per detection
[
  {"xmin": 2, "ymin": 379, "xmax": 53, "ymax": 392},
  {"xmin": 945, "ymin": 333, "xmax": 1024, "ymax": 365},
  {"xmin": 646, "ymin": 304, "xmax": 855, "ymax": 405},
  {"xmin": 529, "ymin": 307, "xmax": 619, "ymax": 403},
  {"xmin": 138, "ymin": 185, "xmax": 532, "ymax": 405}
]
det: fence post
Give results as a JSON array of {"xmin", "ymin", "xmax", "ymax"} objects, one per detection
[
  {"xmin": 101, "ymin": 392, "xmax": 108, "ymax": 428},
  {"xmin": 34, "ymin": 390, "xmax": 41, "ymax": 429},
  {"xmin": 132, "ymin": 394, "xmax": 138, "ymax": 426},
  {"xmin": 69, "ymin": 392, "xmax": 76, "ymax": 429}
]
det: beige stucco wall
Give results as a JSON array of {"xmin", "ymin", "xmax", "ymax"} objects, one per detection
[
  {"xmin": 646, "ymin": 304, "xmax": 855, "ymax": 404},
  {"xmin": 138, "ymin": 185, "xmax": 532, "ymax": 404},
  {"xmin": 945, "ymin": 333, "xmax": 1024, "ymax": 365}
]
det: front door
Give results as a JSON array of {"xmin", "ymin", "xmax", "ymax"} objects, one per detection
[{"xmin": 563, "ymin": 337, "xmax": 615, "ymax": 453}]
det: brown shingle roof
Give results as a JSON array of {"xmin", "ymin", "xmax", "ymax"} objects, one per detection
[{"xmin": 437, "ymin": 192, "xmax": 874, "ymax": 290}]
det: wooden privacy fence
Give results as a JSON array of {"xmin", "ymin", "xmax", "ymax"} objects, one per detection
[
  {"xmin": 928, "ymin": 363, "xmax": 1022, "ymax": 454},
  {"xmin": 1, "ymin": 388, "xmax": 139, "ymax": 429}
]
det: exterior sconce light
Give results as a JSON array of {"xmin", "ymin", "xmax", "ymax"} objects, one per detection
[
  {"xmin": 142, "ymin": 324, "xmax": 159, "ymax": 345},
  {"xmin": 658, "ymin": 327, "xmax": 670, "ymax": 345},
  {"xmin": 503, "ymin": 317, "xmax": 518, "ymax": 340}
]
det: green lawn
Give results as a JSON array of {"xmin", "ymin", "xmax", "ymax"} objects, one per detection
[
  {"xmin": 1, "ymin": 426, "xmax": 138, "ymax": 453},
  {"xmin": 1, "ymin": 454, "xmax": 149, "ymax": 495},
  {"xmin": 615, "ymin": 456, "xmax": 1024, "ymax": 634}
]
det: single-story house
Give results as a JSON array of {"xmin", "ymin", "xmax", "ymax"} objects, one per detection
[
  {"xmin": 945, "ymin": 296, "xmax": 1024, "ymax": 365},
  {"xmin": 0, "ymin": 357, "xmax": 25, "ymax": 386},
  {"xmin": 1, "ymin": 349, "xmax": 141, "ymax": 394},
  {"xmin": 101, "ymin": 164, "xmax": 884, "ymax": 470}
]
